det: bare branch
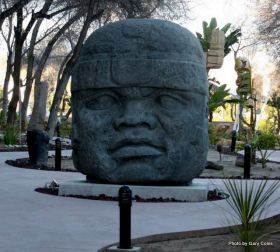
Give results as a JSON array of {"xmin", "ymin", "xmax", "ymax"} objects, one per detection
[{"xmin": 0, "ymin": 0, "xmax": 32, "ymax": 29}]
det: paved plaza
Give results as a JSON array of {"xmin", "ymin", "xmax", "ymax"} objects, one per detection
[{"xmin": 0, "ymin": 150, "xmax": 280, "ymax": 252}]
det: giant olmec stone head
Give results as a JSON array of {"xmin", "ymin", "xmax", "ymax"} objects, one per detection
[{"xmin": 71, "ymin": 19, "xmax": 208, "ymax": 185}]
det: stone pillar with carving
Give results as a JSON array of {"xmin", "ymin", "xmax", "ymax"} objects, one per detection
[
  {"xmin": 206, "ymin": 29, "xmax": 225, "ymax": 70},
  {"xmin": 27, "ymin": 81, "xmax": 50, "ymax": 166}
]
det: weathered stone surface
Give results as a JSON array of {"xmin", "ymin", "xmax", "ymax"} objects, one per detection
[
  {"xmin": 71, "ymin": 19, "xmax": 208, "ymax": 185},
  {"xmin": 205, "ymin": 161, "xmax": 224, "ymax": 170},
  {"xmin": 27, "ymin": 130, "xmax": 50, "ymax": 165}
]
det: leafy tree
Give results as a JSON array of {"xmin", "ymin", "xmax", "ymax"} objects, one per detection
[
  {"xmin": 257, "ymin": 0, "xmax": 280, "ymax": 66},
  {"xmin": 267, "ymin": 91, "xmax": 280, "ymax": 134},
  {"xmin": 0, "ymin": 0, "xmax": 192, "ymax": 131}
]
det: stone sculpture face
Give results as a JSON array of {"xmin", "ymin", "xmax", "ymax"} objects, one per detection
[{"xmin": 71, "ymin": 19, "xmax": 208, "ymax": 185}]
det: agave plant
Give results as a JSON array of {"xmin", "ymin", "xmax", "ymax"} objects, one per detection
[{"xmin": 223, "ymin": 179, "xmax": 280, "ymax": 252}]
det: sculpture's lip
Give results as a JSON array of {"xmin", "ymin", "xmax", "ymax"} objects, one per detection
[{"xmin": 109, "ymin": 139, "xmax": 165, "ymax": 158}]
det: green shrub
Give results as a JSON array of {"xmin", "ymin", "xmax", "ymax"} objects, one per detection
[
  {"xmin": 237, "ymin": 130, "xmax": 247, "ymax": 142},
  {"xmin": 236, "ymin": 142, "xmax": 245, "ymax": 151},
  {"xmin": 252, "ymin": 131, "xmax": 277, "ymax": 168},
  {"xmin": 60, "ymin": 120, "xmax": 72, "ymax": 138},
  {"xmin": 4, "ymin": 126, "xmax": 19, "ymax": 145},
  {"xmin": 253, "ymin": 131, "xmax": 277, "ymax": 149},
  {"xmin": 0, "ymin": 110, "xmax": 6, "ymax": 130},
  {"xmin": 208, "ymin": 124, "xmax": 217, "ymax": 145},
  {"xmin": 256, "ymin": 118, "xmax": 274, "ymax": 133}
]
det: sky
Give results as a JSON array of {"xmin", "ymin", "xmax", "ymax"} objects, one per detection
[{"xmin": 0, "ymin": 0, "xmax": 274, "ymax": 96}]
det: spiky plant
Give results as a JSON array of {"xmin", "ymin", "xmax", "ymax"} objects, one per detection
[{"xmin": 223, "ymin": 179, "xmax": 280, "ymax": 252}]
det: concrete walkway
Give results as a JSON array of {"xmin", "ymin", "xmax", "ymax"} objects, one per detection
[
  {"xmin": 239, "ymin": 149, "xmax": 280, "ymax": 163},
  {"xmin": 0, "ymin": 151, "xmax": 280, "ymax": 252}
]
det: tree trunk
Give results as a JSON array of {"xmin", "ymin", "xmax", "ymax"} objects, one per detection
[
  {"xmin": 7, "ymin": 8, "xmax": 24, "ymax": 125},
  {"xmin": 7, "ymin": 0, "xmax": 54, "ymax": 125},
  {"xmin": 238, "ymin": 102, "xmax": 244, "ymax": 133},
  {"xmin": 21, "ymin": 18, "xmax": 44, "ymax": 130},
  {"xmin": 2, "ymin": 50, "xmax": 13, "ymax": 123},
  {"xmin": 277, "ymin": 110, "xmax": 280, "ymax": 135},
  {"xmin": 0, "ymin": 0, "xmax": 31, "ymax": 29},
  {"xmin": 28, "ymin": 81, "xmax": 49, "ymax": 131},
  {"xmin": 27, "ymin": 81, "xmax": 49, "ymax": 165},
  {"xmin": 32, "ymin": 13, "xmax": 82, "ymax": 88},
  {"xmin": 1, "ymin": 13, "xmax": 13, "ymax": 124},
  {"xmin": 46, "ymin": 3, "xmax": 103, "ymax": 137},
  {"xmin": 209, "ymin": 112, "xmax": 213, "ymax": 122}
]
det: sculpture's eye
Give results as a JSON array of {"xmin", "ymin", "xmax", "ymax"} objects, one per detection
[
  {"xmin": 85, "ymin": 95, "xmax": 118, "ymax": 110},
  {"xmin": 156, "ymin": 94, "xmax": 185, "ymax": 110}
]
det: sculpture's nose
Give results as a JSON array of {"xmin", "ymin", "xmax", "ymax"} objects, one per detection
[{"xmin": 113, "ymin": 100, "xmax": 157, "ymax": 130}]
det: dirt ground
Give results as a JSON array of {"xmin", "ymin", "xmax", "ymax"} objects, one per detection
[
  {"xmin": 46, "ymin": 149, "xmax": 280, "ymax": 179},
  {"xmin": 101, "ymin": 217, "xmax": 280, "ymax": 252},
  {"xmin": 137, "ymin": 231, "xmax": 280, "ymax": 252}
]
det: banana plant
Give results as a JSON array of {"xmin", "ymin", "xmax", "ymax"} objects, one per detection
[
  {"xmin": 196, "ymin": 17, "xmax": 241, "ymax": 56},
  {"xmin": 208, "ymin": 82, "xmax": 239, "ymax": 122}
]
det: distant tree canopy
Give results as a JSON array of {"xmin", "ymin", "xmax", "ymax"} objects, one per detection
[
  {"xmin": 257, "ymin": 0, "xmax": 280, "ymax": 66},
  {"xmin": 0, "ymin": 0, "xmax": 192, "ymax": 135}
]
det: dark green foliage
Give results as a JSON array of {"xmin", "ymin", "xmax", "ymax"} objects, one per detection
[
  {"xmin": 208, "ymin": 83, "xmax": 239, "ymax": 121},
  {"xmin": 4, "ymin": 125, "xmax": 18, "ymax": 145},
  {"xmin": 252, "ymin": 131, "xmax": 277, "ymax": 168},
  {"xmin": 224, "ymin": 28, "xmax": 241, "ymax": 56},
  {"xmin": 0, "ymin": 111, "xmax": 6, "ymax": 130},
  {"xmin": 60, "ymin": 120, "xmax": 72, "ymax": 138},
  {"xmin": 208, "ymin": 84, "xmax": 231, "ymax": 113},
  {"xmin": 267, "ymin": 91, "xmax": 280, "ymax": 134},
  {"xmin": 253, "ymin": 131, "xmax": 277, "ymax": 150}
]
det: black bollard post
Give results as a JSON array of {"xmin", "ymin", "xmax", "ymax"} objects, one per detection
[
  {"xmin": 217, "ymin": 144, "xmax": 222, "ymax": 161},
  {"xmin": 56, "ymin": 121, "xmax": 61, "ymax": 137},
  {"xmin": 55, "ymin": 138, "xmax": 61, "ymax": 171},
  {"xmin": 244, "ymin": 144, "xmax": 251, "ymax": 179},
  {"xmin": 231, "ymin": 130, "xmax": 237, "ymax": 152},
  {"xmin": 118, "ymin": 186, "xmax": 132, "ymax": 249}
]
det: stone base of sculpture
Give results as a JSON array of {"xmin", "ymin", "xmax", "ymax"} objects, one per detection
[{"xmin": 58, "ymin": 180, "xmax": 209, "ymax": 202}]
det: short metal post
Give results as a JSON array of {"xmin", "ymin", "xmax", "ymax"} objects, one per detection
[
  {"xmin": 231, "ymin": 130, "xmax": 237, "ymax": 152},
  {"xmin": 118, "ymin": 186, "xmax": 132, "ymax": 249},
  {"xmin": 217, "ymin": 144, "xmax": 222, "ymax": 161},
  {"xmin": 56, "ymin": 121, "xmax": 61, "ymax": 137},
  {"xmin": 244, "ymin": 144, "xmax": 251, "ymax": 179},
  {"xmin": 55, "ymin": 138, "xmax": 61, "ymax": 171}
]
